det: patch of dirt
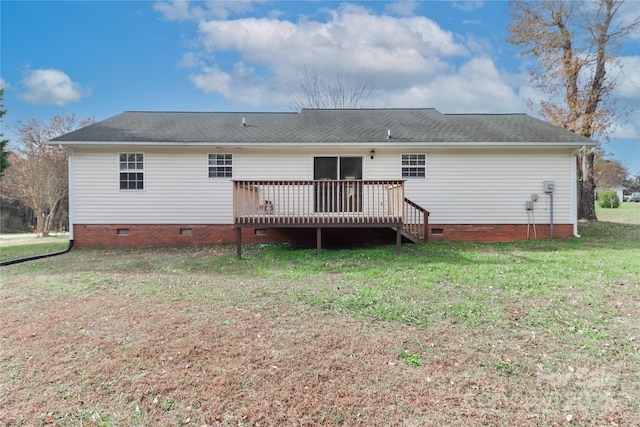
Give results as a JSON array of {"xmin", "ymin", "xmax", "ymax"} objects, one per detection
[
  {"xmin": 1, "ymin": 264, "xmax": 638, "ymax": 426},
  {"xmin": 2, "ymin": 292, "xmax": 462, "ymax": 425}
]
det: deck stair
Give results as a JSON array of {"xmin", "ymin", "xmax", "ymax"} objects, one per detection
[{"xmin": 401, "ymin": 197, "xmax": 430, "ymax": 244}]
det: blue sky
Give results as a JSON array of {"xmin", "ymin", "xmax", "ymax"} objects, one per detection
[{"xmin": 2, "ymin": 0, "xmax": 639, "ymax": 174}]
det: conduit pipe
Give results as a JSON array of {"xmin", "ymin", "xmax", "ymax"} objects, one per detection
[{"xmin": 549, "ymin": 193, "xmax": 554, "ymax": 239}]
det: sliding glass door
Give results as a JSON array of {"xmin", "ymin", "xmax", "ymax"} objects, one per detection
[{"xmin": 314, "ymin": 156, "xmax": 363, "ymax": 212}]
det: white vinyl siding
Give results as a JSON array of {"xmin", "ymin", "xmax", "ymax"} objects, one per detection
[
  {"xmin": 73, "ymin": 148, "xmax": 313, "ymax": 224},
  {"xmin": 72, "ymin": 145, "xmax": 575, "ymax": 227},
  {"xmin": 233, "ymin": 151, "xmax": 311, "ymax": 179},
  {"xmin": 75, "ymin": 148, "xmax": 232, "ymax": 224},
  {"xmin": 400, "ymin": 149, "xmax": 574, "ymax": 225}
]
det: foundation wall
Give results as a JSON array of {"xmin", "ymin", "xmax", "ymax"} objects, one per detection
[
  {"xmin": 72, "ymin": 223, "xmax": 574, "ymax": 249},
  {"xmin": 426, "ymin": 223, "xmax": 573, "ymax": 242}
]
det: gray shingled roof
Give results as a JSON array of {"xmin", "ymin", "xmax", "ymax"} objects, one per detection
[{"xmin": 52, "ymin": 109, "xmax": 594, "ymax": 145}]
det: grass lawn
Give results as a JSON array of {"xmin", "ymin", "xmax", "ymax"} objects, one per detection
[
  {"xmin": 0, "ymin": 234, "xmax": 70, "ymax": 262},
  {"xmin": 1, "ymin": 218, "xmax": 639, "ymax": 426},
  {"xmin": 596, "ymin": 200, "xmax": 640, "ymax": 224}
]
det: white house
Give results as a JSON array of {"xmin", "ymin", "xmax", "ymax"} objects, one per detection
[
  {"xmin": 598, "ymin": 185, "xmax": 626, "ymax": 202},
  {"xmin": 51, "ymin": 109, "xmax": 596, "ymax": 256}
]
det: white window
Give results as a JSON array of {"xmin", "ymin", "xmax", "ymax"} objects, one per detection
[
  {"xmin": 119, "ymin": 153, "xmax": 144, "ymax": 190},
  {"xmin": 402, "ymin": 154, "xmax": 426, "ymax": 178},
  {"xmin": 209, "ymin": 154, "xmax": 233, "ymax": 178}
]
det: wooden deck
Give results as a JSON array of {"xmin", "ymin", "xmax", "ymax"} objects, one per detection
[{"xmin": 233, "ymin": 180, "xmax": 428, "ymax": 258}]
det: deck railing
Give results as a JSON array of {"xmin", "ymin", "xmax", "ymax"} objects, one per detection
[{"xmin": 233, "ymin": 180, "xmax": 405, "ymax": 226}]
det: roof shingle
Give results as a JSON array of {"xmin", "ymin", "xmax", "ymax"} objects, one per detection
[{"xmin": 52, "ymin": 109, "xmax": 595, "ymax": 145}]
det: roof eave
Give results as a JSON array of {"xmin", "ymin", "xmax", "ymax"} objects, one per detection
[{"xmin": 50, "ymin": 140, "xmax": 597, "ymax": 149}]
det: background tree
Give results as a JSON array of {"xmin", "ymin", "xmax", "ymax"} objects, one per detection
[
  {"xmin": 289, "ymin": 65, "xmax": 377, "ymax": 110},
  {"xmin": 508, "ymin": 0, "xmax": 639, "ymax": 220},
  {"xmin": 4, "ymin": 115, "xmax": 94, "ymax": 236},
  {"xmin": 0, "ymin": 89, "xmax": 10, "ymax": 179},
  {"xmin": 594, "ymin": 155, "xmax": 629, "ymax": 190},
  {"xmin": 624, "ymin": 173, "xmax": 640, "ymax": 193}
]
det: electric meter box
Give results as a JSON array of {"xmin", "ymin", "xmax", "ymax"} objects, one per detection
[{"xmin": 543, "ymin": 180, "xmax": 556, "ymax": 193}]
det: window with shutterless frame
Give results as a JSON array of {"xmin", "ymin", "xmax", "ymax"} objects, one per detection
[
  {"xmin": 208, "ymin": 153, "xmax": 233, "ymax": 178},
  {"xmin": 119, "ymin": 153, "xmax": 144, "ymax": 190},
  {"xmin": 401, "ymin": 154, "xmax": 426, "ymax": 178}
]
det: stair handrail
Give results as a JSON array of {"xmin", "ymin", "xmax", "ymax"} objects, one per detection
[{"xmin": 403, "ymin": 198, "xmax": 430, "ymax": 242}]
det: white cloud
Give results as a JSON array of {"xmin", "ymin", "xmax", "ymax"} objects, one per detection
[
  {"xmin": 154, "ymin": 0, "xmax": 257, "ymax": 21},
  {"xmin": 190, "ymin": 66, "xmax": 233, "ymax": 97},
  {"xmin": 19, "ymin": 68, "xmax": 88, "ymax": 106},
  {"xmin": 464, "ymin": 33, "xmax": 494, "ymax": 56},
  {"xmin": 385, "ymin": 57, "xmax": 527, "ymax": 113},
  {"xmin": 0, "ymin": 78, "xmax": 9, "ymax": 90},
  {"xmin": 195, "ymin": 5, "xmax": 467, "ymax": 80},
  {"xmin": 189, "ymin": 62, "xmax": 282, "ymax": 106},
  {"xmin": 611, "ymin": 55, "xmax": 640, "ymax": 101},
  {"xmin": 154, "ymin": 0, "xmax": 196, "ymax": 21},
  {"xmin": 610, "ymin": 121, "xmax": 639, "ymax": 140},
  {"xmin": 610, "ymin": 56, "xmax": 640, "ymax": 144},
  {"xmin": 616, "ymin": 0, "xmax": 640, "ymax": 40},
  {"xmin": 385, "ymin": 1, "xmax": 420, "ymax": 17},
  {"xmin": 452, "ymin": 1, "xmax": 485, "ymax": 12},
  {"xmin": 518, "ymin": 85, "xmax": 546, "ymax": 111},
  {"xmin": 165, "ymin": 2, "xmax": 533, "ymax": 115},
  {"xmin": 180, "ymin": 52, "xmax": 203, "ymax": 68}
]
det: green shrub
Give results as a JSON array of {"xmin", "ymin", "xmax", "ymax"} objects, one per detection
[{"xmin": 597, "ymin": 191, "xmax": 620, "ymax": 209}]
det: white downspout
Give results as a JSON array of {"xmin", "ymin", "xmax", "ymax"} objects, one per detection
[
  {"xmin": 571, "ymin": 149, "xmax": 580, "ymax": 238},
  {"xmin": 59, "ymin": 145, "xmax": 74, "ymax": 240}
]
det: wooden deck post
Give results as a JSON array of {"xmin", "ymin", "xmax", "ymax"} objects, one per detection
[
  {"xmin": 423, "ymin": 210, "xmax": 429, "ymax": 243},
  {"xmin": 396, "ymin": 226, "xmax": 402, "ymax": 255},
  {"xmin": 236, "ymin": 227, "xmax": 242, "ymax": 260},
  {"xmin": 317, "ymin": 227, "xmax": 322, "ymax": 256}
]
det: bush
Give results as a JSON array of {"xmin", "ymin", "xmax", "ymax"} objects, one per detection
[{"xmin": 597, "ymin": 191, "xmax": 620, "ymax": 209}]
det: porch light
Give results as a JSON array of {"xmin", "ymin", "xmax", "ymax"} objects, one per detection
[{"xmin": 370, "ymin": 150, "xmax": 375, "ymax": 159}]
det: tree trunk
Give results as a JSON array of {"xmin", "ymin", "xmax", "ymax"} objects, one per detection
[
  {"xmin": 43, "ymin": 198, "xmax": 62, "ymax": 235},
  {"xmin": 44, "ymin": 212, "xmax": 55, "ymax": 235},
  {"xmin": 35, "ymin": 210, "xmax": 48, "ymax": 236},
  {"xmin": 578, "ymin": 149, "xmax": 597, "ymax": 220}
]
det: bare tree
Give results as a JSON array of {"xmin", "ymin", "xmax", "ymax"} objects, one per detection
[
  {"xmin": 5, "ymin": 115, "xmax": 94, "ymax": 236},
  {"xmin": 0, "ymin": 89, "xmax": 10, "ymax": 179},
  {"xmin": 508, "ymin": 0, "xmax": 639, "ymax": 220},
  {"xmin": 624, "ymin": 172, "xmax": 640, "ymax": 193},
  {"xmin": 289, "ymin": 65, "xmax": 377, "ymax": 110}
]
